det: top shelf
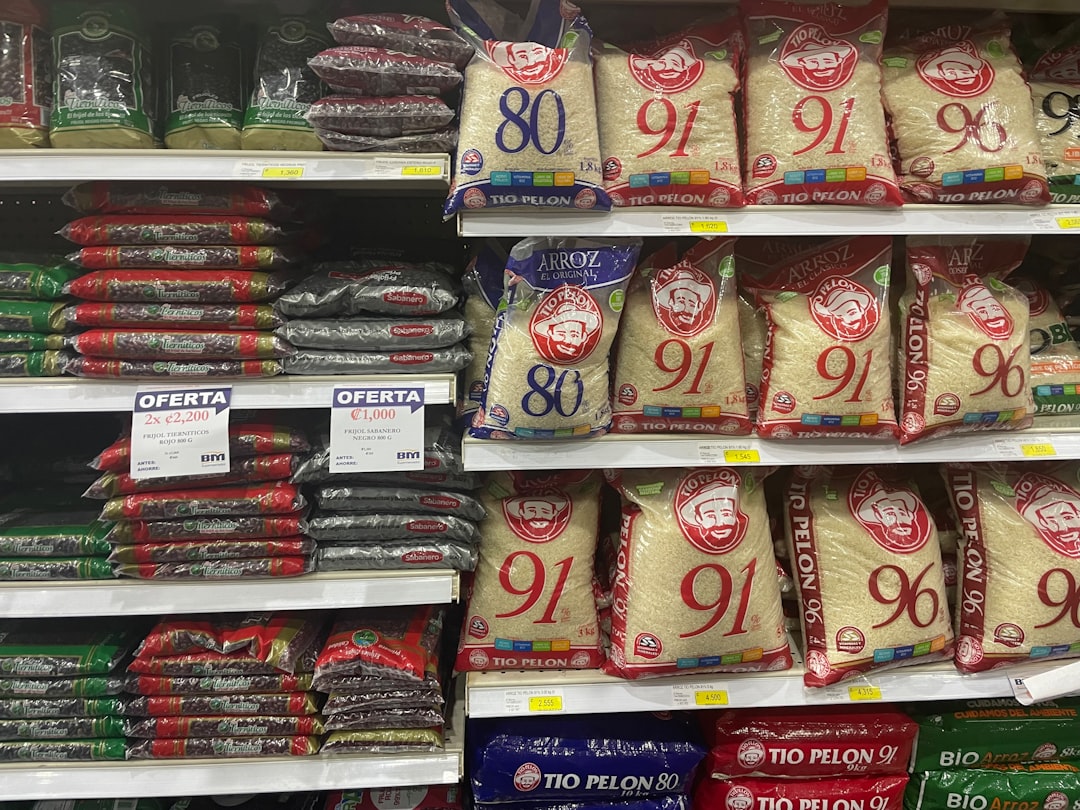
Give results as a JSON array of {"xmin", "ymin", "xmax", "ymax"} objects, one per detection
[{"xmin": 0, "ymin": 150, "xmax": 450, "ymax": 190}]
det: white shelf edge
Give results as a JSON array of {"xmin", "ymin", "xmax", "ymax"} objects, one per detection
[
  {"xmin": 465, "ymin": 659, "xmax": 1078, "ymax": 718},
  {"xmin": 0, "ymin": 150, "xmax": 450, "ymax": 188},
  {"xmin": 0, "ymin": 570, "xmax": 460, "ymax": 618},
  {"xmin": 459, "ymin": 205, "xmax": 1080, "ymax": 238},
  {"xmin": 0, "ymin": 374, "xmax": 455, "ymax": 413},
  {"xmin": 462, "ymin": 418, "xmax": 1080, "ymax": 471}
]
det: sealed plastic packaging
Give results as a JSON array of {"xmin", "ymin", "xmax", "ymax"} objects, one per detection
[
  {"xmin": 0, "ymin": 257, "xmax": 81, "ymax": 300},
  {"xmin": 114, "ymin": 557, "xmax": 313, "ymax": 580},
  {"xmin": 695, "ymin": 774, "xmax": 907, "ymax": 810},
  {"xmin": 278, "ymin": 318, "xmax": 469, "ymax": 352},
  {"xmin": 323, "ymin": 689, "xmax": 443, "ymax": 714},
  {"xmin": 68, "ymin": 331, "xmax": 294, "ymax": 362},
  {"xmin": 459, "ymin": 242, "xmax": 505, "ymax": 424},
  {"xmin": 324, "ymin": 708, "xmax": 442, "ymax": 732},
  {"xmin": 276, "ymin": 261, "xmax": 460, "ymax": 318},
  {"xmin": 0, "ymin": 675, "xmax": 124, "ymax": 698},
  {"xmin": 125, "ymin": 648, "xmax": 318, "ymax": 678},
  {"xmin": 445, "ymin": 0, "xmax": 609, "ymax": 214},
  {"xmin": 306, "ymin": 95, "xmax": 454, "ymax": 137},
  {"xmin": 741, "ymin": 0, "xmax": 902, "ymax": 207},
  {"xmin": 0, "ymin": 557, "xmax": 112, "ymax": 579},
  {"xmin": 61, "ymin": 216, "xmax": 295, "ymax": 247},
  {"xmin": 92, "ymin": 424, "xmax": 306, "ymax": 473},
  {"xmin": 900, "ymin": 237, "xmax": 1033, "ymax": 443},
  {"xmin": 66, "ymin": 302, "xmax": 285, "ymax": 331},
  {"xmin": 0, "ymin": 299, "xmax": 66, "ymax": 332},
  {"xmin": 0, "ymin": 0, "xmax": 50, "ymax": 148},
  {"xmin": 1014, "ymin": 278, "xmax": 1080, "ymax": 415},
  {"xmin": 304, "ymin": 513, "xmax": 478, "ymax": 544},
  {"xmin": 314, "ymin": 605, "xmax": 443, "ymax": 687},
  {"xmin": 322, "ymin": 727, "xmax": 443, "ymax": 754},
  {"xmin": 314, "ymin": 486, "xmax": 485, "ymax": 521},
  {"xmin": 0, "ymin": 695, "xmax": 124, "ymax": 718},
  {"xmin": 0, "ymin": 716, "xmax": 123, "ymax": 741},
  {"xmin": 166, "ymin": 21, "xmax": 244, "ymax": 150},
  {"xmin": 906, "ymin": 765, "xmax": 1080, "ymax": 810},
  {"xmin": 882, "ymin": 15, "xmax": 1049, "ymax": 205},
  {"xmin": 596, "ymin": 18, "xmax": 743, "ymax": 208},
  {"xmin": 98, "ymin": 482, "xmax": 306, "ymax": 521},
  {"xmin": 944, "ymin": 462, "xmax": 1080, "ymax": 673},
  {"xmin": 0, "ymin": 350, "xmax": 72, "ymax": 376},
  {"xmin": 109, "ymin": 538, "xmax": 313, "ymax": 564},
  {"xmin": 1026, "ymin": 23, "xmax": 1080, "ymax": 204},
  {"xmin": 125, "ymin": 692, "xmax": 319, "ymax": 717},
  {"xmin": 70, "ymin": 358, "xmax": 283, "ymax": 380},
  {"xmin": 106, "ymin": 516, "xmax": 303, "ymax": 544},
  {"xmin": 67, "ymin": 246, "xmax": 299, "ymax": 271},
  {"xmin": 0, "ymin": 331, "xmax": 65, "ymax": 351},
  {"xmin": 0, "ymin": 509, "xmax": 111, "ymax": 557},
  {"xmin": 64, "ymin": 182, "xmax": 301, "ymax": 221},
  {"xmin": 0, "ymin": 739, "xmax": 126, "ymax": 761},
  {"xmin": 315, "ymin": 127, "xmax": 457, "ymax": 153},
  {"xmin": 613, "ymin": 238, "xmax": 751, "ymax": 434},
  {"xmin": 124, "ymin": 714, "xmax": 323, "ymax": 739},
  {"xmin": 308, "ymin": 47, "xmax": 462, "ymax": 97},
  {"xmin": 0, "ymin": 619, "xmax": 140, "ymax": 676},
  {"xmin": 328, "ymin": 15, "xmax": 472, "ymax": 67},
  {"xmin": 125, "ymin": 673, "xmax": 312, "ymax": 695},
  {"xmin": 65, "ymin": 269, "xmax": 303, "ymax": 304},
  {"xmin": 472, "ymin": 237, "xmax": 641, "ymax": 439},
  {"xmin": 283, "ymin": 346, "xmax": 470, "ymax": 376},
  {"xmin": 127, "ymin": 735, "xmax": 320, "ymax": 759}
]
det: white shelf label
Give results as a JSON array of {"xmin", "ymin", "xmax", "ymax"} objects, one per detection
[
  {"xmin": 372, "ymin": 157, "xmax": 445, "ymax": 178},
  {"xmin": 659, "ymin": 213, "xmax": 729, "ymax": 235},
  {"xmin": 1010, "ymin": 661, "xmax": 1080, "ymax": 705},
  {"xmin": 698, "ymin": 443, "xmax": 760, "ymax": 465},
  {"xmin": 503, "ymin": 688, "xmax": 565, "ymax": 714},
  {"xmin": 233, "ymin": 160, "xmax": 307, "ymax": 180},
  {"xmin": 130, "ymin": 387, "xmax": 231, "ymax": 480},
  {"xmin": 671, "ymin": 682, "xmax": 729, "ymax": 708},
  {"xmin": 1031, "ymin": 209, "xmax": 1080, "ymax": 231},
  {"xmin": 993, "ymin": 435, "xmax": 1056, "ymax": 459},
  {"xmin": 329, "ymin": 385, "xmax": 426, "ymax": 474}
]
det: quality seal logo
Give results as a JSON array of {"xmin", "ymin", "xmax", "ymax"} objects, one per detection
[{"xmin": 351, "ymin": 629, "xmax": 378, "ymax": 647}]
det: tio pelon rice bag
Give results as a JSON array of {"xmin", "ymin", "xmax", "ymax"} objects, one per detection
[
  {"xmin": 455, "ymin": 471, "xmax": 604, "ymax": 671},
  {"xmin": 459, "ymin": 240, "xmax": 506, "ymax": 425},
  {"xmin": 595, "ymin": 17, "xmax": 743, "ymax": 209},
  {"xmin": 696, "ymin": 774, "xmax": 907, "ymax": 810},
  {"xmin": 469, "ymin": 712, "xmax": 705, "ymax": 804},
  {"xmin": 703, "ymin": 706, "xmax": 917, "ymax": 778},
  {"xmin": 786, "ymin": 466, "xmax": 953, "ymax": 687},
  {"xmin": 743, "ymin": 236, "xmax": 897, "ymax": 439},
  {"xmin": 1024, "ymin": 20, "xmax": 1080, "ymax": 204},
  {"xmin": 445, "ymin": 0, "xmax": 609, "ymax": 215},
  {"xmin": 63, "ymin": 182, "xmax": 301, "ymax": 221},
  {"xmin": 0, "ymin": 0, "xmax": 50, "ymax": 148},
  {"xmin": 604, "ymin": 467, "xmax": 791, "ymax": 679},
  {"xmin": 944, "ymin": 463, "xmax": 1080, "ymax": 674},
  {"xmin": 328, "ymin": 14, "xmax": 472, "ymax": 67},
  {"xmin": 900, "ymin": 237, "xmax": 1033, "ymax": 444},
  {"xmin": 882, "ymin": 15, "xmax": 1049, "ymax": 205},
  {"xmin": 472, "ymin": 236, "xmax": 641, "ymax": 440},
  {"xmin": 741, "ymin": 0, "xmax": 902, "ymax": 207},
  {"xmin": 612, "ymin": 238, "xmax": 751, "ymax": 435},
  {"xmin": 1013, "ymin": 278, "xmax": 1080, "ymax": 415},
  {"xmin": 908, "ymin": 697, "xmax": 1080, "ymax": 772},
  {"xmin": 905, "ymin": 764, "xmax": 1080, "ymax": 810}
]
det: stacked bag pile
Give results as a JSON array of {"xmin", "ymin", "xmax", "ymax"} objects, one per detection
[
  {"xmin": 314, "ymin": 605, "xmax": 450, "ymax": 755},
  {"xmin": 86, "ymin": 419, "xmax": 313, "ymax": 580},
  {"xmin": 122, "ymin": 613, "xmax": 325, "ymax": 759},
  {"xmin": 0, "ymin": 619, "xmax": 140, "ymax": 762},
  {"xmin": 305, "ymin": 14, "xmax": 467, "ymax": 153},
  {"xmin": 0, "ymin": 256, "xmax": 82, "ymax": 378},
  {"xmin": 0, "ymin": 486, "xmax": 112, "ymax": 581}
]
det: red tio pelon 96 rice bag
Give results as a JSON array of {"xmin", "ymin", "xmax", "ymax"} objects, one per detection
[{"xmin": 695, "ymin": 774, "xmax": 908, "ymax": 810}]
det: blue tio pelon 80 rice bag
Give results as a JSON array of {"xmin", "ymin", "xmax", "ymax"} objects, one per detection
[
  {"xmin": 496, "ymin": 799, "xmax": 690, "ymax": 810},
  {"xmin": 469, "ymin": 713, "xmax": 706, "ymax": 804}
]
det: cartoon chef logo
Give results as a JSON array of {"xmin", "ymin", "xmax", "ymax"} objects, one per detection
[
  {"xmin": 485, "ymin": 40, "xmax": 568, "ymax": 84},
  {"xmin": 674, "ymin": 469, "xmax": 749, "ymax": 555},
  {"xmin": 779, "ymin": 24, "xmax": 857, "ymax": 92},
  {"xmin": 957, "ymin": 279, "xmax": 1013, "ymax": 340},
  {"xmin": 1016, "ymin": 473, "xmax": 1080, "ymax": 559},
  {"xmin": 651, "ymin": 264, "xmax": 717, "ymax": 338},
  {"xmin": 529, "ymin": 285, "xmax": 604, "ymax": 364},
  {"xmin": 810, "ymin": 278, "xmax": 880, "ymax": 342},
  {"xmin": 916, "ymin": 41, "xmax": 995, "ymax": 99},
  {"xmin": 502, "ymin": 490, "xmax": 573, "ymax": 544},
  {"xmin": 1033, "ymin": 47, "xmax": 1080, "ymax": 84},
  {"xmin": 849, "ymin": 470, "xmax": 933, "ymax": 554},
  {"xmin": 628, "ymin": 40, "xmax": 705, "ymax": 94},
  {"xmin": 1014, "ymin": 279, "xmax": 1050, "ymax": 317}
]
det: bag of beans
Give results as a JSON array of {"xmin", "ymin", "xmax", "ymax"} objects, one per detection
[
  {"xmin": 305, "ymin": 95, "xmax": 455, "ymax": 137},
  {"xmin": 67, "ymin": 330, "xmax": 295, "ymax": 361},
  {"xmin": 0, "ymin": 0, "xmax": 50, "ymax": 148},
  {"xmin": 106, "ymin": 515, "xmax": 303, "ymax": 544},
  {"xmin": 84, "ymin": 454, "xmax": 297, "ymax": 499},
  {"xmin": 471, "ymin": 236, "xmax": 641, "ymax": 440},
  {"xmin": 328, "ymin": 14, "xmax": 472, "ymax": 68},
  {"xmin": 98, "ymin": 482, "xmax": 306, "ymax": 521},
  {"xmin": 65, "ymin": 303, "xmax": 286, "ymax": 331},
  {"xmin": 1012, "ymin": 277, "xmax": 1080, "ymax": 416},
  {"xmin": 0, "ymin": 257, "xmax": 83, "ymax": 300},
  {"xmin": 60, "ymin": 216, "xmax": 296, "ymax": 247},
  {"xmin": 882, "ymin": 14, "xmax": 1049, "ymax": 205},
  {"xmin": 165, "ymin": 21, "xmax": 244, "ymax": 150},
  {"xmin": 743, "ymin": 236, "xmax": 897, "ymax": 439},
  {"xmin": 944, "ymin": 462, "xmax": 1080, "ymax": 674},
  {"xmin": 605, "ymin": 467, "xmax": 791, "ymax": 679},
  {"xmin": 283, "ymin": 345, "xmax": 470, "ymax": 376},
  {"xmin": 741, "ymin": 0, "xmax": 901, "ymax": 207},
  {"xmin": 69, "ymin": 357, "xmax": 284, "ymax": 379},
  {"xmin": 445, "ymin": 0, "xmax": 609, "ymax": 215},
  {"xmin": 899, "ymin": 236, "xmax": 1033, "ymax": 444},
  {"xmin": 613, "ymin": 238, "xmax": 751, "ymax": 435},
  {"xmin": 277, "ymin": 318, "xmax": 469, "ymax": 352},
  {"xmin": 315, "ymin": 127, "xmax": 458, "ymax": 153},
  {"xmin": 455, "ymin": 471, "xmax": 604, "ymax": 671},
  {"xmin": 315, "ymin": 605, "xmax": 443, "ymax": 685},
  {"xmin": 63, "ymin": 182, "xmax": 301, "ymax": 221},
  {"xmin": 65, "ymin": 269, "xmax": 303, "ymax": 304},
  {"xmin": 109, "ymin": 538, "xmax": 313, "ymax": 564},
  {"xmin": 785, "ymin": 466, "xmax": 953, "ymax": 687},
  {"xmin": 275, "ymin": 261, "xmax": 460, "ymax": 319},
  {"xmin": 67, "ymin": 246, "xmax": 299, "ymax": 271},
  {"xmin": 308, "ymin": 47, "xmax": 462, "ymax": 97}
]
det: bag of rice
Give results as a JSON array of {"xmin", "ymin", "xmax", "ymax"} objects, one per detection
[
  {"xmin": 786, "ymin": 466, "xmax": 954, "ymax": 687},
  {"xmin": 907, "ymin": 765, "xmax": 1080, "ymax": 810},
  {"xmin": 1012, "ymin": 277, "xmax": 1080, "ymax": 416},
  {"xmin": 444, "ymin": 0, "xmax": 608, "ymax": 215},
  {"xmin": 455, "ymin": 471, "xmax": 604, "ymax": 671},
  {"xmin": 50, "ymin": 2, "xmax": 155, "ymax": 149},
  {"xmin": 945, "ymin": 462, "xmax": 1080, "ymax": 674},
  {"xmin": 882, "ymin": 15, "xmax": 1049, "ymax": 205},
  {"xmin": 306, "ymin": 95, "xmax": 454, "ymax": 137},
  {"xmin": 595, "ymin": 18, "xmax": 743, "ymax": 208},
  {"xmin": 695, "ymin": 774, "xmax": 907, "ymax": 810},
  {"xmin": 741, "ymin": 0, "xmax": 901, "ymax": 207},
  {"xmin": 308, "ymin": 47, "xmax": 462, "ymax": 97},
  {"xmin": 604, "ymin": 466, "xmax": 791, "ymax": 679},
  {"xmin": 739, "ymin": 295, "xmax": 766, "ymax": 420},
  {"xmin": 0, "ymin": 0, "xmax": 50, "ymax": 148},
  {"xmin": 165, "ymin": 21, "xmax": 244, "ymax": 150},
  {"xmin": 612, "ymin": 238, "xmax": 752, "ymax": 435},
  {"xmin": 459, "ymin": 240, "xmax": 506, "ymax": 425},
  {"xmin": 900, "ymin": 236, "xmax": 1033, "ymax": 444},
  {"xmin": 328, "ymin": 14, "xmax": 472, "ymax": 68},
  {"xmin": 743, "ymin": 236, "xmax": 898, "ymax": 440},
  {"xmin": 471, "ymin": 236, "xmax": 641, "ymax": 440},
  {"xmin": 241, "ymin": 17, "xmax": 327, "ymax": 151}
]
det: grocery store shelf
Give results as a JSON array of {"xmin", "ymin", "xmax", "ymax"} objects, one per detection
[
  {"xmin": 462, "ymin": 417, "xmax": 1080, "ymax": 471},
  {"xmin": 0, "ymin": 150, "xmax": 450, "ymax": 189},
  {"xmin": 580, "ymin": 0, "xmax": 1075, "ymax": 10},
  {"xmin": 0, "ymin": 374, "xmax": 455, "ymax": 413},
  {"xmin": 459, "ymin": 205, "xmax": 1080, "ymax": 238},
  {"xmin": 465, "ymin": 659, "xmax": 1078, "ymax": 717},
  {"xmin": 0, "ymin": 571, "xmax": 460, "ymax": 618}
]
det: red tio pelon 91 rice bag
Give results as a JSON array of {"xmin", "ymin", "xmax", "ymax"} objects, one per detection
[{"xmin": 695, "ymin": 774, "xmax": 908, "ymax": 810}]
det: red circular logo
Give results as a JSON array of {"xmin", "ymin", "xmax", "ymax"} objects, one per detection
[
  {"xmin": 778, "ymin": 24, "xmax": 857, "ymax": 92},
  {"xmin": 650, "ymin": 264, "xmax": 717, "ymax": 338},
  {"xmin": 836, "ymin": 625, "xmax": 866, "ymax": 654},
  {"xmin": 673, "ymin": 469, "xmax": 749, "ymax": 555},
  {"xmin": 502, "ymin": 490, "xmax": 573, "ymax": 544},
  {"xmin": 633, "ymin": 633, "xmax": 663, "ymax": 660},
  {"xmin": 956, "ymin": 634, "xmax": 984, "ymax": 666},
  {"xmin": 993, "ymin": 622, "xmax": 1025, "ymax": 648},
  {"xmin": 736, "ymin": 739, "xmax": 767, "ymax": 769},
  {"xmin": 916, "ymin": 42, "xmax": 995, "ymax": 99},
  {"xmin": 617, "ymin": 383, "xmax": 638, "ymax": 406},
  {"xmin": 486, "ymin": 41, "xmax": 568, "ymax": 85},
  {"xmin": 513, "ymin": 763, "xmax": 542, "ymax": 792},
  {"xmin": 529, "ymin": 285, "xmax": 604, "ymax": 364},
  {"xmin": 810, "ymin": 277, "xmax": 880, "ymax": 342},
  {"xmin": 628, "ymin": 40, "xmax": 705, "ymax": 94},
  {"xmin": 603, "ymin": 157, "xmax": 622, "ymax": 182},
  {"xmin": 1015, "ymin": 473, "xmax": 1080, "ymax": 559},
  {"xmin": 725, "ymin": 786, "xmax": 755, "ymax": 810},
  {"xmin": 848, "ymin": 469, "xmax": 933, "ymax": 554},
  {"xmin": 752, "ymin": 154, "xmax": 778, "ymax": 179},
  {"xmin": 772, "ymin": 391, "xmax": 796, "ymax": 415},
  {"xmin": 957, "ymin": 279, "xmax": 1013, "ymax": 340}
]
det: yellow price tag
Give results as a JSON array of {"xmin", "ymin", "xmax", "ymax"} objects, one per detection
[
  {"xmin": 261, "ymin": 166, "xmax": 304, "ymax": 179},
  {"xmin": 689, "ymin": 221, "xmax": 728, "ymax": 234},
  {"xmin": 694, "ymin": 690, "xmax": 729, "ymax": 706},
  {"xmin": 528, "ymin": 695, "xmax": 564, "ymax": 713},
  {"xmin": 723, "ymin": 449, "xmax": 761, "ymax": 464},
  {"xmin": 402, "ymin": 166, "xmax": 442, "ymax": 176},
  {"xmin": 1057, "ymin": 217, "xmax": 1080, "ymax": 230},
  {"xmin": 1022, "ymin": 443, "xmax": 1057, "ymax": 458},
  {"xmin": 848, "ymin": 686, "xmax": 882, "ymax": 701}
]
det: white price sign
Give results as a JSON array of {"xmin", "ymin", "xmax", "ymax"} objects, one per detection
[
  {"xmin": 129, "ymin": 387, "xmax": 232, "ymax": 480},
  {"xmin": 329, "ymin": 386, "xmax": 426, "ymax": 473}
]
